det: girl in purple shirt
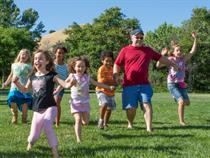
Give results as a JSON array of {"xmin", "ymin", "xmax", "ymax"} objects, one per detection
[{"xmin": 157, "ymin": 32, "xmax": 197, "ymax": 126}]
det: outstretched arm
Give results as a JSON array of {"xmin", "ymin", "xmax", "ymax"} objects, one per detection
[
  {"xmin": 158, "ymin": 56, "xmax": 179, "ymax": 71},
  {"xmin": 54, "ymin": 74, "xmax": 77, "ymax": 89},
  {"xmin": 184, "ymin": 32, "xmax": 197, "ymax": 62},
  {"xmin": 90, "ymin": 78, "xmax": 115, "ymax": 91}
]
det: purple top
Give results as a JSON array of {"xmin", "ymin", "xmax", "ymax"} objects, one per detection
[
  {"xmin": 167, "ymin": 56, "xmax": 186, "ymax": 83},
  {"xmin": 70, "ymin": 73, "xmax": 90, "ymax": 104}
]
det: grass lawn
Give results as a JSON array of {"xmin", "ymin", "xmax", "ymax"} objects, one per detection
[{"xmin": 0, "ymin": 91, "xmax": 210, "ymax": 158}]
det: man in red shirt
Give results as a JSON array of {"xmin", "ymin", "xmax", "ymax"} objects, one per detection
[{"xmin": 113, "ymin": 27, "xmax": 178, "ymax": 131}]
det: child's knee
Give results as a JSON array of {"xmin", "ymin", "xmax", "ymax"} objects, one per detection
[{"xmin": 178, "ymin": 99, "xmax": 184, "ymax": 106}]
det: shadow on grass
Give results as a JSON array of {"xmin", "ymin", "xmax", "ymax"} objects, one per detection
[
  {"xmin": 0, "ymin": 146, "xmax": 51, "ymax": 158},
  {"xmin": 155, "ymin": 125, "xmax": 210, "ymax": 130},
  {"xmin": 61, "ymin": 145, "xmax": 182, "ymax": 157},
  {"xmin": 101, "ymin": 133, "xmax": 193, "ymax": 140},
  {"xmin": 0, "ymin": 100, "xmax": 7, "ymax": 105}
]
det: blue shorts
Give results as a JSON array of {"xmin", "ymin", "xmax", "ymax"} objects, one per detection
[
  {"xmin": 167, "ymin": 83, "xmax": 189, "ymax": 102},
  {"xmin": 96, "ymin": 91, "xmax": 116, "ymax": 110},
  {"xmin": 54, "ymin": 89, "xmax": 65, "ymax": 97},
  {"xmin": 122, "ymin": 84, "xmax": 153, "ymax": 110}
]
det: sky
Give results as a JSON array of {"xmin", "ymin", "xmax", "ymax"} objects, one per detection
[{"xmin": 14, "ymin": 0, "xmax": 210, "ymax": 35}]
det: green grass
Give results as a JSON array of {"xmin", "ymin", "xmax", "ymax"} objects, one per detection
[{"xmin": 0, "ymin": 91, "xmax": 210, "ymax": 158}]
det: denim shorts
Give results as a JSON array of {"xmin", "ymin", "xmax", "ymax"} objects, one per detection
[
  {"xmin": 167, "ymin": 83, "xmax": 189, "ymax": 101},
  {"xmin": 96, "ymin": 91, "xmax": 116, "ymax": 110},
  {"xmin": 54, "ymin": 89, "xmax": 65, "ymax": 97},
  {"xmin": 122, "ymin": 84, "xmax": 153, "ymax": 110}
]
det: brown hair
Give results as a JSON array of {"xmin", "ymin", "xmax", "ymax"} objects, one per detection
[
  {"xmin": 54, "ymin": 46, "xmax": 67, "ymax": 54},
  {"xmin": 100, "ymin": 50, "xmax": 114, "ymax": 60},
  {"xmin": 32, "ymin": 50, "xmax": 55, "ymax": 73},
  {"xmin": 68, "ymin": 56, "xmax": 90, "ymax": 74},
  {"xmin": 168, "ymin": 40, "xmax": 180, "ymax": 56}
]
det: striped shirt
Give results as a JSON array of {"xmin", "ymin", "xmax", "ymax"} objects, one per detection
[
  {"xmin": 55, "ymin": 63, "xmax": 68, "ymax": 80},
  {"xmin": 96, "ymin": 65, "xmax": 115, "ymax": 96}
]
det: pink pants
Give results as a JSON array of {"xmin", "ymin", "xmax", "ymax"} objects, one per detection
[{"xmin": 28, "ymin": 106, "xmax": 58, "ymax": 147}]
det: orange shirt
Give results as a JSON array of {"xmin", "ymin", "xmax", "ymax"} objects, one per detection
[{"xmin": 96, "ymin": 65, "xmax": 115, "ymax": 96}]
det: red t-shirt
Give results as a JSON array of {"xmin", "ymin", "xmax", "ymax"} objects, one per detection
[{"xmin": 115, "ymin": 45, "xmax": 162, "ymax": 86}]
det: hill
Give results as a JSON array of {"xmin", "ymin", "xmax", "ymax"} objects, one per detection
[{"xmin": 39, "ymin": 29, "xmax": 68, "ymax": 50}]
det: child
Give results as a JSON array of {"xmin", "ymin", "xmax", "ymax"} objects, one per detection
[
  {"xmin": 96, "ymin": 51, "xmax": 116, "ymax": 129},
  {"xmin": 66, "ymin": 56, "xmax": 114, "ymax": 142},
  {"xmin": 13, "ymin": 50, "xmax": 72, "ymax": 158},
  {"xmin": 2, "ymin": 49, "xmax": 32, "ymax": 124},
  {"xmin": 156, "ymin": 32, "xmax": 197, "ymax": 126},
  {"xmin": 54, "ymin": 46, "xmax": 68, "ymax": 127}
]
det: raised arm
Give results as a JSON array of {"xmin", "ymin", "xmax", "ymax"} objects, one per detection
[
  {"xmin": 184, "ymin": 32, "xmax": 197, "ymax": 62},
  {"xmin": 156, "ymin": 48, "xmax": 168, "ymax": 68}
]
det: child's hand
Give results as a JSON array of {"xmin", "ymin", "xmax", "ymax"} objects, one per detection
[
  {"xmin": 53, "ymin": 88, "xmax": 60, "ymax": 95},
  {"xmin": 161, "ymin": 47, "xmax": 168, "ymax": 56},
  {"xmin": 192, "ymin": 32, "xmax": 197, "ymax": 38},
  {"xmin": 109, "ymin": 86, "xmax": 115, "ymax": 91},
  {"xmin": 12, "ymin": 75, "xmax": 19, "ymax": 83},
  {"xmin": 1, "ymin": 83, "xmax": 6, "ymax": 89},
  {"xmin": 69, "ymin": 77, "xmax": 77, "ymax": 87}
]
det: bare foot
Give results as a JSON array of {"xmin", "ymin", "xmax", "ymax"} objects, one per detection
[
  {"xmin": 52, "ymin": 146, "xmax": 59, "ymax": 158},
  {"xmin": 127, "ymin": 124, "xmax": 133, "ymax": 129},
  {"xmin": 146, "ymin": 128, "xmax": 153, "ymax": 132},
  {"xmin": 77, "ymin": 138, "xmax": 81, "ymax": 143},
  {"xmin": 12, "ymin": 116, "xmax": 17, "ymax": 124},
  {"xmin": 180, "ymin": 122, "xmax": 186, "ymax": 126},
  {"xmin": 27, "ymin": 143, "xmax": 32, "ymax": 151},
  {"xmin": 103, "ymin": 124, "xmax": 108, "ymax": 129}
]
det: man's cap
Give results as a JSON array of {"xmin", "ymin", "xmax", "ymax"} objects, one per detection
[{"xmin": 130, "ymin": 28, "xmax": 144, "ymax": 35}]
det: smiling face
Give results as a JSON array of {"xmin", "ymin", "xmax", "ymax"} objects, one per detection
[
  {"xmin": 131, "ymin": 33, "xmax": 144, "ymax": 46},
  {"xmin": 173, "ymin": 46, "xmax": 182, "ymax": 57},
  {"xmin": 102, "ymin": 57, "xmax": 113, "ymax": 69},
  {"xmin": 55, "ymin": 48, "xmax": 65, "ymax": 62},
  {"xmin": 19, "ymin": 50, "xmax": 29, "ymax": 63},
  {"xmin": 33, "ymin": 52, "xmax": 49, "ymax": 71},
  {"xmin": 74, "ymin": 60, "xmax": 87, "ymax": 75}
]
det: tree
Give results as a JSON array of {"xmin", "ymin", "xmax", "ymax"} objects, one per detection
[
  {"xmin": 144, "ymin": 7, "xmax": 210, "ymax": 92},
  {"xmin": 144, "ymin": 23, "xmax": 179, "ymax": 91},
  {"xmin": 179, "ymin": 7, "xmax": 210, "ymax": 92},
  {"xmin": 0, "ymin": 27, "xmax": 36, "ymax": 82},
  {"xmin": 0, "ymin": 0, "xmax": 45, "ymax": 40},
  {"xmin": 0, "ymin": 0, "xmax": 45, "ymax": 82},
  {"xmin": 49, "ymin": 30, "xmax": 56, "ymax": 34},
  {"xmin": 64, "ymin": 7, "xmax": 139, "ymax": 78}
]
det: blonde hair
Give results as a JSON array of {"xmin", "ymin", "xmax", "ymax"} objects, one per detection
[{"xmin": 14, "ymin": 49, "xmax": 31, "ymax": 63}]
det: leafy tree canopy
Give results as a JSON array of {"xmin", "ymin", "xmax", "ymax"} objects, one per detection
[
  {"xmin": 0, "ymin": 0, "xmax": 45, "ymax": 40},
  {"xmin": 64, "ymin": 7, "xmax": 140, "ymax": 77}
]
